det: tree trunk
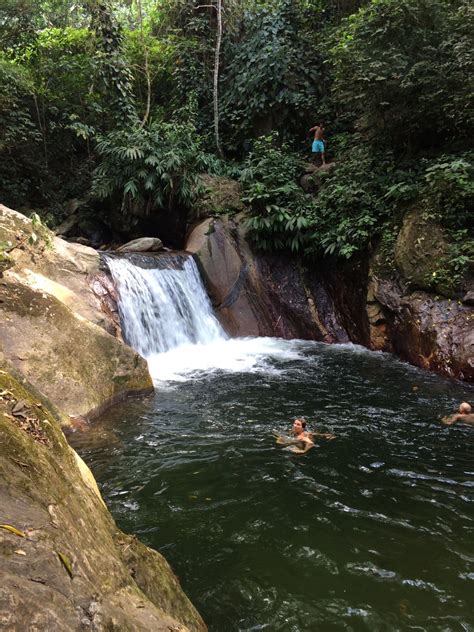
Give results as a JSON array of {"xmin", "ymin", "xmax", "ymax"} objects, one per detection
[
  {"xmin": 214, "ymin": 0, "xmax": 223, "ymax": 157},
  {"xmin": 137, "ymin": 0, "xmax": 151, "ymax": 128}
]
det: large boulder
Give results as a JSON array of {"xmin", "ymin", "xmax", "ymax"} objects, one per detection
[
  {"xmin": 0, "ymin": 205, "xmax": 153, "ymax": 425},
  {"xmin": 116, "ymin": 237, "xmax": 163, "ymax": 253},
  {"xmin": 194, "ymin": 174, "xmax": 245, "ymax": 219},
  {"xmin": 299, "ymin": 163, "xmax": 336, "ymax": 194},
  {"xmin": 186, "ymin": 214, "xmax": 473, "ymax": 382},
  {"xmin": 186, "ymin": 216, "xmax": 349, "ymax": 342},
  {"xmin": 0, "ymin": 360, "xmax": 206, "ymax": 631},
  {"xmin": 367, "ymin": 223, "xmax": 474, "ymax": 380},
  {"xmin": 394, "ymin": 209, "xmax": 449, "ymax": 292},
  {"xmin": 365, "ymin": 273, "xmax": 474, "ymax": 381}
]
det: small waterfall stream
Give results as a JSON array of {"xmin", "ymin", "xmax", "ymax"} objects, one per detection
[
  {"xmin": 104, "ymin": 252, "xmax": 303, "ymax": 381},
  {"xmin": 105, "ymin": 254, "xmax": 226, "ymax": 358}
]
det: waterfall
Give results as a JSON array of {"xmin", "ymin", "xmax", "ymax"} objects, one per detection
[
  {"xmin": 104, "ymin": 254, "xmax": 226, "ymax": 358},
  {"xmin": 104, "ymin": 252, "xmax": 305, "ymax": 382}
]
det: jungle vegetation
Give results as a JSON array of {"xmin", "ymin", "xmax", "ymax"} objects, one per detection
[{"xmin": 0, "ymin": 0, "xmax": 472, "ymax": 291}]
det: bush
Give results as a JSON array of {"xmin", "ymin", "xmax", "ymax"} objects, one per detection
[
  {"xmin": 419, "ymin": 153, "xmax": 474, "ymax": 293},
  {"xmin": 0, "ymin": 56, "xmax": 41, "ymax": 206},
  {"xmin": 330, "ymin": 0, "xmax": 474, "ymax": 153},
  {"xmin": 241, "ymin": 136, "xmax": 312, "ymax": 252},
  {"xmin": 421, "ymin": 154, "xmax": 474, "ymax": 231},
  {"xmin": 91, "ymin": 110, "xmax": 215, "ymax": 218},
  {"xmin": 221, "ymin": 0, "xmax": 326, "ymax": 152},
  {"xmin": 306, "ymin": 148, "xmax": 401, "ymax": 258},
  {"xmin": 242, "ymin": 140, "xmax": 412, "ymax": 259}
]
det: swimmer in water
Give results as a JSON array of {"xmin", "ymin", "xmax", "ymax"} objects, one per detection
[
  {"xmin": 273, "ymin": 417, "xmax": 335, "ymax": 454},
  {"xmin": 442, "ymin": 402, "xmax": 474, "ymax": 426},
  {"xmin": 289, "ymin": 417, "xmax": 315, "ymax": 454}
]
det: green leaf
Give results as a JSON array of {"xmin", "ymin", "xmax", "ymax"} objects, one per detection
[
  {"xmin": 57, "ymin": 551, "xmax": 73, "ymax": 578},
  {"xmin": 0, "ymin": 524, "xmax": 26, "ymax": 538}
]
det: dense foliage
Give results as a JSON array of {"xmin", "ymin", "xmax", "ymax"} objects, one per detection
[
  {"xmin": 220, "ymin": 0, "xmax": 326, "ymax": 151},
  {"xmin": 0, "ymin": 0, "xmax": 472, "ymax": 292},
  {"xmin": 91, "ymin": 112, "xmax": 215, "ymax": 217}
]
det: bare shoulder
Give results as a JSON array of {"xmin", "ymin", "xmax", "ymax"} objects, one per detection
[{"xmin": 442, "ymin": 413, "xmax": 474, "ymax": 426}]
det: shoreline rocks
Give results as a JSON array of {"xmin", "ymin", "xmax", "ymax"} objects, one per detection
[
  {"xmin": 186, "ymin": 216, "xmax": 473, "ymax": 382},
  {"xmin": 0, "ymin": 360, "xmax": 206, "ymax": 631},
  {"xmin": 0, "ymin": 204, "xmax": 207, "ymax": 628},
  {"xmin": 0, "ymin": 205, "xmax": 153, "ymax": 426}
]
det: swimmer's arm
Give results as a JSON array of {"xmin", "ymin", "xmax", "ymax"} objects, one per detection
[
  {"xmin": 274, "ymin": 434, "xmax": 301, "ymax": 446},
  {"xmin": 442, "ymin": 413, "xmax": 474, "ymax": 426},
  {"xmin": 441, "ymin": 414, "xmax": 459, "ymax": 426},
  {"xmin": 290, "ymin": 440, "xmax": 315, "ymax": 455},
  {"xmin": 310, "ymin": 431, "xmax": 336, "ymax": 440}
]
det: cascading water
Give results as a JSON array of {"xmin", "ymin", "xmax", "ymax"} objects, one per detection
[
  {"xmin": 105, "ymin": 254, "xmax": 226, "ymax": 356},
  {"xmin": 104, "ymin": 252, "xmax": 303, "ymax": 382}
]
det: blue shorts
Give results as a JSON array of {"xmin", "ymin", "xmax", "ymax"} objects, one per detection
[{"xmin": 312, "ymin": 140, "xmax": 325, "ymax": 153}]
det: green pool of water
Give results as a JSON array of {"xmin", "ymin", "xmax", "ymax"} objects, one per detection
[{"xmin": 71, "ymin": 341, "xmax": 474, "ymax": 631}]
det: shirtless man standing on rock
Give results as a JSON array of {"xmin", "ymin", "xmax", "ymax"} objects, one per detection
[
  {"xmin": 309, "ymin": 122, "xmax": 326, "ymax": 166},
  {"xmin": 442, "ymin": 402, "xmax": 474, "ymax": 426}
]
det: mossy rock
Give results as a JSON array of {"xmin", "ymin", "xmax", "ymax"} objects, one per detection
[
  {"xmin": 0, "ymin": 279, "xmax": 152, "ymax": 423},
  {"xmin": 194, "ymin": 174, "xmax": 245, "ymax": 218},
  {"xmin": 0, "ymin": 359, "xmax": 206, "ymax": 631},
  {"xmin": 0, "ymin": 205, "xmax": 153, "ymax": 425},
  {"xmin": 394, "ymin": 210, "xmax": 448, "ymax": 292}
]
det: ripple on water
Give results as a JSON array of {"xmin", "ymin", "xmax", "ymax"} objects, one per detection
[{"xmin": 72, "ymin": 340, "xmax": 474, "ymax": 631}]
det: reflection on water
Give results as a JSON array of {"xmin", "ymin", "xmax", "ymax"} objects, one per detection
[{"xmin": 71, "ymin": 340, "xmax": 474, "ymax": 632}]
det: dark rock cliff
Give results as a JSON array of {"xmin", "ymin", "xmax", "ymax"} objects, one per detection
[{"xmin": 186, "ymin": 216, "xmax": 473, "ymax": 382}]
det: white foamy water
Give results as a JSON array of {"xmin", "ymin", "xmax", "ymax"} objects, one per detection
[
  {"xmin": 147, "ymin": 336, "xmax": 305, "ymax": 382},
  {"xmin": 105, "ymin": 254, "xmax": 309, "ymax": 382},
  {"xmin": 105, "ymin": 255, "xmax": 225, "ymax": 358}
]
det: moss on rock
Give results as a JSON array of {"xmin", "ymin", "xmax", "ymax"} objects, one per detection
[
  {"xmin": 0, "ymin": 205, "xmax": 154, "ymax": 426},
  {"xmin": 0, "ymin": 278, "xmax": 152, "ymax": 423},
  {"xmin": 0, "ymin": 360, "xmax": 206, "ymax": 631},
  {"xmin": 194, "ymin": 174, "xmax": 245, "ymax": 218},
  {"xmin": 394, "ymin": 209, "xmax": 449, "ymax": 292}
]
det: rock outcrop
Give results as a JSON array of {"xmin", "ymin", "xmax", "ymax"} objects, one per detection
[
  {"xmin": 0, "ymin": 359, "xmax": 206, "ymax": 631},
  {"xmin": 367, "ymin": 276, "xmax": 474, "ymax": 381},
  {"xmin": 116, "ymin": 237, "xmax": 163, "ymax": 253},
  {"xmin": 394, "ymin": 210, "xmax": 449, "ymax": 293},
  {"xmin": 187, "ymin": 215, "xmax": 474, "ymax": 382},
  {"xmin": 195, "ymin": 174, "xmax": 245, "ymax": 219},
  {"xmin": 0, "ymin": 205, "xmax": 153, "ymax": 425},
  {"xmin": 186, "ymin": 216, "xmax": 350, "ymax": 342}
]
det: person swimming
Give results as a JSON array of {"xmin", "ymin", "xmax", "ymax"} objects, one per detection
[
  {"xmin": 273, "ymin": 417, "xmax": 335, "ymax": 454},
  {"xmin": 442, "ymin": 402, "xmax": 474, "ymax": 426}
]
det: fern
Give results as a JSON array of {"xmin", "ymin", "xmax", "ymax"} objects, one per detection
[{"xmin": 91, "ymin": 117, "xmax": 211, "ymax": 215}]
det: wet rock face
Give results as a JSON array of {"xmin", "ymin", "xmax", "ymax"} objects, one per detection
[
  {"xmin": 187, "ymin": 217, "xmax": 474, "ymax": 382},
  {"xmin": 186, "ymin": 217, "xmax": 351, "ymax": 342},
  {"xmin": 0, "ymin": 205, "xmax": 153, "ymax": 425},
  {"xmin": 318, "ymin": 257, "xmax": 370, "ymax": 347},
  {"xmin": 89, "ymin": 272, "xmax": 122, "ymax": 338},
  {"xmin": 0, "ymin": 362, "xmax": 206, "ymax": 631},
  {"xmin": 370, "ymin": 278, "xmax": 474, "ymax": 381}
]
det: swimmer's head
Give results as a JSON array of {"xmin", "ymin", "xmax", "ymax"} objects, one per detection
[
  {"xmin": 459, "ymin": 402, "xmax": 472, "ymax": 414},
  {"xmin": 293, "ymin": 417, "xmax": 306, "ymax": 432}
]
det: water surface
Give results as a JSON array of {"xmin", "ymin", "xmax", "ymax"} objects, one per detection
[{"xmin": 72, "ymin": 340, "xmax": 474, "ymax": 632}]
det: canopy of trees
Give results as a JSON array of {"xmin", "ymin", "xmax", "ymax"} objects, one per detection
[{"xmin": 0, "ymin": 0, "xmax": 472, "ymax": 290}]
